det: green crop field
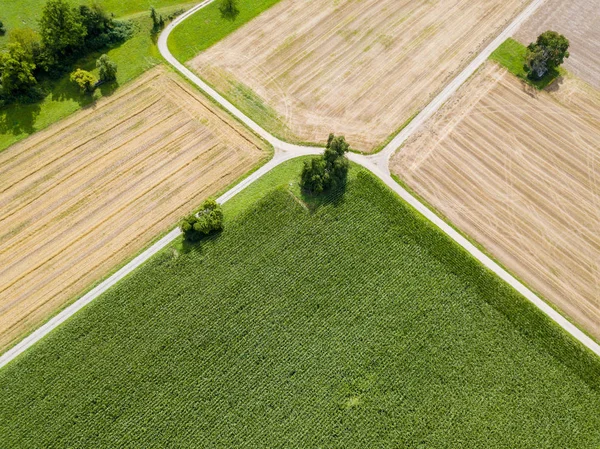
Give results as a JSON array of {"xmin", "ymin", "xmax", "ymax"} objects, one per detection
[
  {"xmin": 168, "ymin": 0, "xmax": 282, "ymax": 62},
  {"xmin": 490, "ymin": 38, "xmax": 563, "ymax": 89},
  {"xmin": 0, "ymin": 2, "xmax": 193, "ymax": 152},
  {"xmin": 1, "ymin": 159, "xmax": 600, "ymax": 447}
]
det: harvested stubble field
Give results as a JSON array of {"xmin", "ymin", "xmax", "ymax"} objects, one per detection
[
  {"xmin": 0, "ymin": 67, "xmax": 266, "ymax": 353},
  {"xmin": 515, "ymin": 0, "xmax": 600, "ymax": 89},
  {"xmin": 1, "ymin": 160, "xmax": 600, "ymax": 447},
  {"xmin": 189, "ymin": 0, "xmax": 529, "ymax": 152},
  {"xmin": 392, "ymin": 62, "xmax": 600, "ymax": 340}
]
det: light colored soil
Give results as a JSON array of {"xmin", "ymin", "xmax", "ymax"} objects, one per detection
[
  {"xmin": 515, "ymin": 0, "xmax": 600, "ymax": 89},
  {"xmin": 392, "ymin": 62, "xmax": 600, "ymax": 339},
  {"xmin": 0, "ymin": 67, "xmax": 266, "ymax": 353},
  {"xmin": 190, "ymin": 0, "xmax": 529, "ymax": 152}
]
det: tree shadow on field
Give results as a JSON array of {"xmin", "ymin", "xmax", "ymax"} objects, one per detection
[
  {"xmin": 0, "ymin": 101, "xmax": 41, "ymax": 137},
  {"xmin": 544, "ymin": 74, "xmax": 565, "ymax": 93},
  {"xmin": 299, "ymin": 183, "xmax": 347, "ymax": 213},
  {"xmin": 179, "ymin": 230, "xmax": 222, "ymax": 255},
  {"xmin": 220, "ymin": 1, "xmax": 240, "ymax": 21}
]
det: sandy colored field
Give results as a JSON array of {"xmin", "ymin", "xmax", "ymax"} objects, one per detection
[
  {"xmin": 190, "ymin": 0, "xmax": 529, "ymax": 152},
  {"xmin": 392, "ymin": 62, "xmax": 600, "ymax": 339},
  {"xmin": 515, "ymin": 0, "xmax": 600, "ymax": 89},
  {"xmin": 0, "ymin": 67, "xmax": 266, "ymax": 353}
]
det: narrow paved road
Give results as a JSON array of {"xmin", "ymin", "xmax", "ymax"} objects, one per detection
[{"xmin": 2, "ymin": 0, "xmax": 598, "ymax": 369}]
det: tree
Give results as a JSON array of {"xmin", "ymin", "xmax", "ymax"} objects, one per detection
[
  {"xmin": 0, "ymin": 20, "xmax": 6, "ymax": 36},
  {"xmin": 9, "ymin": 29, "xmax": 42, "ymax": 64},
  {"xmin": 525, "ymin": 30, "xmax": 569, "ymax": 80},
  {"xmin": 39, "ymin": 0, "xmax": 87, "ymax": 61},
  {"xmin": 70, "ymin": 68, "xmax": 96, "ymax": 93},
  {"xmin": 0, "ymin": 43, "xmax": 37, "ymax": 97},
  {"xmin": 180, "ymin": 199, "xmax": 224, "ymax": 242},
  {"xmin": 96, "ymin": 54, "xmax": 117, "ymax": 82},
  {"xmin": 150, "ymin": 7, "xmax": 165, "ymax": 33},
  {"xmin": 219, "ymin": 0, "xmax": 239, "ymax": 20},
  {"xmin": 300, "ymin": 134, "xmax": 350, "ymax": 194}
]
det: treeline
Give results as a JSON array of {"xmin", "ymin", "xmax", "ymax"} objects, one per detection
[{"xmin": 0, "ymin": 0, "xmax": 132, "ymax": 105}]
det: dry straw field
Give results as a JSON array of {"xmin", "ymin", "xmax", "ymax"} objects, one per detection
[
  {"xmin": 515, "ymin": 0, "xmax": 600, "ymax": 89},
  {"xmin": 392, "ymin": 62, "xmax": 600, "ymax": 339},
  {"xmin": 0, "ymin": 67, "xmax": 267, "ymax": 352},
  {"xmin": 190, "ymin": 0, "xmax": 529, "ymax": 152}
]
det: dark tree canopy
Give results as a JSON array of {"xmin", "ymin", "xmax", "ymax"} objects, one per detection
[
  {"xmin": 525, "ymin": 30, "xmax": 569, "ymax": 80},
  {"xmin": 97, "ymin": 54, "xmax": 117, "ymax": 82},
  {"xmin": 300, "ymin": 134, "xmax": 350, "ymax": 194},
  {"xmin": 180, "ymin": 199, "xmax": 224, "ymax": 242},
  {"xmin": 219, "ymin": 0, "xmax": 240, "ymax": 21},
  {"xmin": 0, "ymin": 20, "xmax": 6, "ymax": 36},
  {"xmin": 39, "ymin": 0, "xmax": 87, "ymax": 60},
  {"xmin": 0, "ymin": 43, "xmax": 37, "ymax": 96}
]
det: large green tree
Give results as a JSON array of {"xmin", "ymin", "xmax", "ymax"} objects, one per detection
[
  {"xmin": 525, "ymin": 31, "xmax": 569, "ymax": 80},
  {"xmin": 39, "ymin": 0, "xmax": 87, "ymax": 61},
  {"xmin": 180, "ymin": 199, "xmax": 224, "ymax": 242},
  {"xmin": 0, "ymin": 43, "xmax": 37, "ymax": 96},
  {"xmin": 300, "ymin": 134, "xmax": 350, "ymax": 194}
]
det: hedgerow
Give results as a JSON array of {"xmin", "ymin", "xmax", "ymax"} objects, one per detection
[{"xmin": 0, "ymin": 160, "xmax": 599, "ymax": 447}]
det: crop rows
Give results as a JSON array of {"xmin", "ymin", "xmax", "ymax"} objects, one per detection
[{"xmin": 0, "ymin": 162, "xmax": 599, "ymax": 447}]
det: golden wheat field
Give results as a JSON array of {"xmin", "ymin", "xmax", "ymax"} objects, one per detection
[
  {"xmin": 392, "ymin": 62, "xmax": 600, "ymax": 339},
  {"xmin": 0, "ymin": 67, "xmax": 267, "ymax": 353},
  {"xmin": 190, "ymin": 0, "xmax": 529, "ymax": 152}
]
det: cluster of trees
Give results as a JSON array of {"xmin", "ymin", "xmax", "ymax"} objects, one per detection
[
  {"xmin": 0, "ymin": 0, "xmax": 131, "ymax": 103},
  {"xmin": 70, "ymin": 54, "xmax": 117, "ymax": 93},
  {"xmin": 180, "ymin": 199, "xmax": 224, "ymax": 242},
  {"xmin": 300, "ymin": 134, "xmax": 350, "ymax": 194},
  {"xmin": 525, "ymin": 31, "xmax": 569, "ymax": 80}
]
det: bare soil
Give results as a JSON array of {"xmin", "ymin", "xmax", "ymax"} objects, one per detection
[
  {"xmin": 190, "ymin": 0, "xmax": 529, "ymax": 152},
  {"xmin": 0, "ymin": 67, "xmax": 267, "ymax": 353},
  {"xmin": 515, "ymin": 0, "xmax": 600, "ymax": 89},
  {"xmin": 392, "ymin": 62, "xmax": 600, "ymax": 339}
]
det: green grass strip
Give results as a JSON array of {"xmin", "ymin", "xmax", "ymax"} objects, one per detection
[
  {"xmin": 490, "ymin": 38, "xmax": 564, "ymax": 90},
  {"xmin": 168, "ymin": 0, "xmax": 283, "ymax": 62}
]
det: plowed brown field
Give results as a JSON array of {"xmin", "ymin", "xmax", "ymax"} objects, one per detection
[
  {"xmin": 190, "ymin": 0, "xmax": 528, "ymax": 152},
  {"xmin": 515, "ymin": 0, "xmax": 600, "ymax": 89},
  {"xmin": 0, "ymin": 67, "xmax": 267, "ymax": 353},
  {"xmin": 392, "ymin": 62, "xmax": 600, "ymax": 339}
]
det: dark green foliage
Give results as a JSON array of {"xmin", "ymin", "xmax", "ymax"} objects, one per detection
[
  {"xmin": 96, "ymin": 54, "xmax": 117, "ymax": 82},
  {"xmin": 9, "ymin": 29, "xmax": 43, "ymax": 65},
  {"xmin": 39, "ymin": 0, "xmax": 87, "ymax": 62},
  {"xmin": 0, "ymin": 43, "xmax": 37, "ymax": 97},
  {"xmin": 219, "ymin": 0, "xmax": 240, "ymax": 21},
  {"xmin": 1, "ymin": 161, "xmax": 599, "ymax": 447},
  {"xmin": 300, "ymin": 133, "xmax": 349, "ymax": 194},
  {"xmin": 150, "ymin": 6, "xmax": 165, "ymax": 33},
  {"xmin": 525, "ymin": 31, "xmax": 569, "ymax": 80},
  {"xmin": 180, "ymin": 198, "xmax": 224, "ymax": 242},
  {"xmin": 0, "ymin": 20, "xmax": 6, "ymax": 36}
]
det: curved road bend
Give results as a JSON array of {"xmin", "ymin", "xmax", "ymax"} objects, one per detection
[{"xmin": 2, "ymin": 0, "xmax": 598, "ymax": 369}]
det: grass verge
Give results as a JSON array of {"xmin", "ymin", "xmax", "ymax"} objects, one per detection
[
  {"xmin": 168, "ymin": 0, "xmax": 283, "ymax": 63},
  {"xmin": 1, "ymin": 160, "xmax": 599, "ymax": 447},
  {"xmin": 490, "ymin": 38, "xmax": 564, "ymax": 90}
]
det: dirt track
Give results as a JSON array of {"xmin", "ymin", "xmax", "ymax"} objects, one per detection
[
  {"xmin": 0, "ymin": 67, "xmax": 266, "ymax": 352},
  {"xmin": 515, "ymin": 0, "xmax": 600, "ymax": 89},
  {"xmin": 190, "ymin": 0, "xmax": 528, "ymax": 152},
  {"xmin": 392, "ymin": 63, "xmax": 600, "ymax": 339}
]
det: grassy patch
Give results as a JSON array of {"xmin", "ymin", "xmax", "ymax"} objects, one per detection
[
  {"xmin": 490, "ymin": 38, "xmax": 563, "ymax": 90},
  {"xmin": 168, "ymin": 0, "xmax": 283, "ymax": 62},
  {"xmin": 1, "ymin": 159, "xmax": 600, "ymax": 447},
  {"xmin": 0, "ymin": 4, "xmax": 189, "ymax": 152}
]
